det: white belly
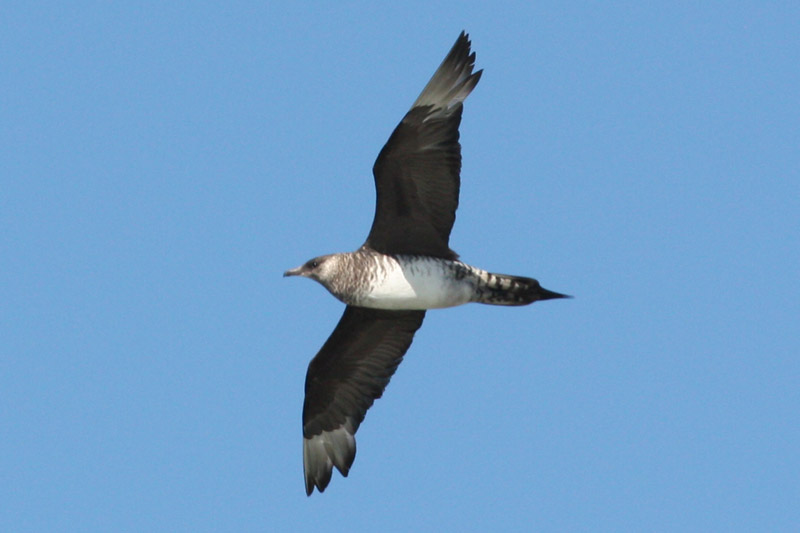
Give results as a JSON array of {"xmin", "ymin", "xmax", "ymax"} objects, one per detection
[{"xmin": 357, "ymin": 257, "xmax": 474, "ymax": 310}]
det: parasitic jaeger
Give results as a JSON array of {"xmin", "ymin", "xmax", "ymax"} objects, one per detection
[{"xmin": 285, "ymin": 31, "xmax": 569, "ymax": 495}]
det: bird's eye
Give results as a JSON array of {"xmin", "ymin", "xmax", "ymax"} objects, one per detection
[{"xmin": 309, "ymin": 260, "xmax": 319, "ymax": 269}]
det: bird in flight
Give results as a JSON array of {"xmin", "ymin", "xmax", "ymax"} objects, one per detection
[{"xmin": 285, "ymin": 31, "xmax": 568, "ymax": 495}]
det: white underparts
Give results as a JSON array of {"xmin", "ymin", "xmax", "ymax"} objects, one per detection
[{"xmin": 355, "ymin": 256, "xmax": 479, "ymax": 310}]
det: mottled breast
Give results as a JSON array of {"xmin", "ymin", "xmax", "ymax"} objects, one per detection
[{"xmin": 355, "ymin": 255, "xmax": 476, "ymax": 311}]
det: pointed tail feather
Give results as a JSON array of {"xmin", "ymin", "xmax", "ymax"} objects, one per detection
[{"xmin": 475, "ymin": 272, "xmax": 570, "ymax": 306}]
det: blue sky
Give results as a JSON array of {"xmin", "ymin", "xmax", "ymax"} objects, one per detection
[{"xmin": 2, "ymin": 2, "xmax": 799, "ymax": 531}]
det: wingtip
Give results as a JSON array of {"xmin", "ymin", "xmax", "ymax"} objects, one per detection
[
  {"xmin": 302, "ymin": 420, "xmax": 357, "ymax": 496},
  {"xmin": 304, "ymin": 467, "xmax": 332, "ymax": 496},
  {"xmin": 409, "ymin": 30, "xmax": 482, "ymax": 113}
]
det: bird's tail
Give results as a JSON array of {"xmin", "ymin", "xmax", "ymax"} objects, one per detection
[{"xmin": 473, "ymin": 271, "xmax": 570, "ymax": 306}]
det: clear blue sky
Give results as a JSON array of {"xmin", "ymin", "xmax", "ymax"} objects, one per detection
[{"xmin": 3, "ymin": 2, "xmax": 798, "ymax": 531}]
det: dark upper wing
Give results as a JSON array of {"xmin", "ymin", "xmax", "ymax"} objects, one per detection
[
  {"xmin": 364, "ymin": 31, "xmax": 482, "ymax": 259},
  {"xmin": 302, "ymin": 306, "xmax": 426, "ymax": 495}
]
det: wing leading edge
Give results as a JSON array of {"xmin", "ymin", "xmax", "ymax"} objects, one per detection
[
  {"xmin": 302, "ymin": 306, "xmax": 426, "ymax": 495},
  {"xmin": 364, "ymin": 31, "xmax": 482, "ymax": 259}
]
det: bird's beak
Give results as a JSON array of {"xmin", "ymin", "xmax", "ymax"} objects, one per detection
[{"xmin": 283, "ymin": 265, "xmax": 304, "ymax": 277}]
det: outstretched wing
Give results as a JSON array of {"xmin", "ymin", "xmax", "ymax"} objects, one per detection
[
  {"xmin": 302, "ymin": 306, "xmax": 426, "ymax": 495},
  {"xmin": 364, "ymin": 31, "xmax": 482, "ymax": 259}
]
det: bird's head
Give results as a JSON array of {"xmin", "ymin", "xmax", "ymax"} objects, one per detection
[{"xmin": 284, "ymin": 254, "xmax": 339, "ymax": 286}]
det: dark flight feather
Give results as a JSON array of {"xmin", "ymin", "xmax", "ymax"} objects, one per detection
[
  {"xmin": 364, "ymin": 31, "xmax": 482, "ymax": 259},
  {"xmin": 302, "ymin": 306, "xmax": 425, "ymax": 495}
]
